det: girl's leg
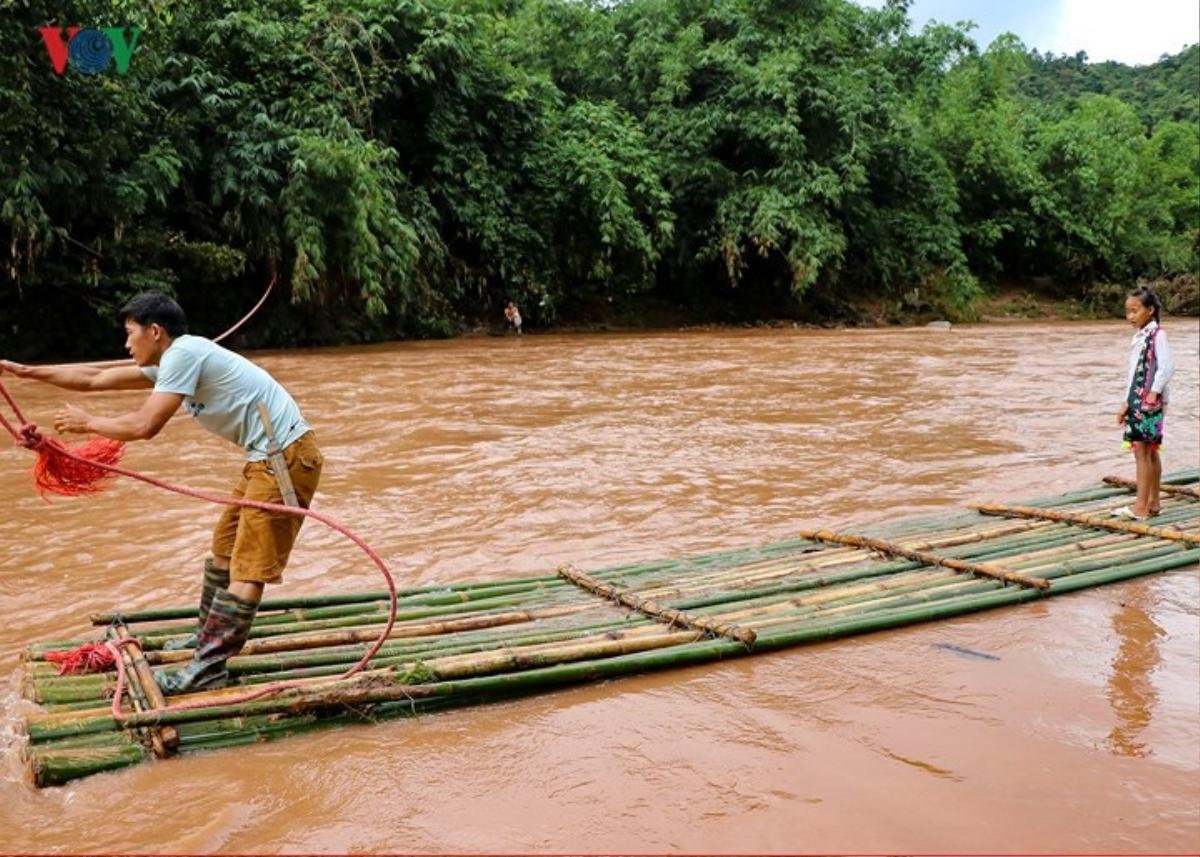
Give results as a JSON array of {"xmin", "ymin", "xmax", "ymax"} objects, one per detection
[
  {"xmin": 1131, "ymin": 443, "xmax": 1154, "ymax": 517},
  {"xmin": 1148, "ymin": 447, "xmax": 1162, "ymax": 515}
]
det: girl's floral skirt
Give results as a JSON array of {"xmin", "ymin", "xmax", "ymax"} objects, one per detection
[{"xmin": 1124, "ymin": 404, "xmax": 1164, "ymax": 450}]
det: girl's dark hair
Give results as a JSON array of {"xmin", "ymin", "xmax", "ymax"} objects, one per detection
[
  {"xmin": 118, "ymin": 291, "xmax": 188, "ymax": 337},
  {"xmin": 1128, "ymin": 286, "xmax": 1162, "ymax": 324}
]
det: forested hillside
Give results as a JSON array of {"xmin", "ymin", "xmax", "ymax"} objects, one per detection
[
  {"xmin": 1022, "ymin": 43, "xmax": 1199, "ymax": 128},
  {"xmin": 2, "ymin": 0, "xmax": 1197, "ymax": 359}
]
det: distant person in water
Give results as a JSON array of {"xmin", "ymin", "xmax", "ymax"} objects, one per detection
[
  {"xmin": 1113, "ymin": 287, "xmax": 1174, "ymax": 520},
  {"xmin": 0, "ymin": 291, "xmax": 322, "ymax": 694},
  {"xmin": 504, "ymin": 301, "xmax": 523, "ymax": 335}
]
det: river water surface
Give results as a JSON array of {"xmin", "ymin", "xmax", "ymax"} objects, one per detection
[{"xmin": 1, "ymin": 320, "xmax": 1197, "ymax": 853}]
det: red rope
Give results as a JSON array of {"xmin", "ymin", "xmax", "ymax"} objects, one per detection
[
  {"xmin": 52, "ymin": 276, "xmax": 277, "ymax": 372},
  {"xmin": 45, "ymin": 641, "xmax": 117, "ymax": 674},
  {"xmin": 211, "ymin": 275, "xmax": 275, "ymax": 346},
  {"xmin": 1, "ymin": 379, "xmax": 399, "ymax": 721}
]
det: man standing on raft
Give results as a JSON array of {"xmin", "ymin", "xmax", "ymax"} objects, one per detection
[{"xmin": 0, "ymin": 291, "xmax": 322, "ymax": 694}]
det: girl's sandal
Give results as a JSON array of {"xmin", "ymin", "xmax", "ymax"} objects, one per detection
[{"xmin": 1111, "ymin": 506, "xmax": 1151, "ymax": 521}]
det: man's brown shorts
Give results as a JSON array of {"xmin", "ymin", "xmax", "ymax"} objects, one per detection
[{"xmin": 211, "ymin": 432, "xmax": 323, "ymax": 584}]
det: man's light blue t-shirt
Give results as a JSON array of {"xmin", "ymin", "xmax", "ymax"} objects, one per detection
[{"xmin": 141, "ymin": 335, "xmax": 310, "ymax": 461}]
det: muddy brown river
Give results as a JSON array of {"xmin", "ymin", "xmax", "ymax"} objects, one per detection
[{"xmin": 1, "ymin": 320, "xmax": 1197, "ymax": 853}]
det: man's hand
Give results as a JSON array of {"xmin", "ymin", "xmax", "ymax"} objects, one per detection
[
  {"xmin": 54, "ymin": 403, "xmax": 93, "ymax": 434},
  {"xmin": 0, "ymin": 360, "xmax": 30, "ymax": 378},
  {"xmin": 1145, "ymin": 391, "xmax": 1161, "ymax": 408}
]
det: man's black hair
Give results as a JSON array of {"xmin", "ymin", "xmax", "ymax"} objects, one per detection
[{"xmin": 119, "ymin": 291, "xmax": 188, "ymax": 337}]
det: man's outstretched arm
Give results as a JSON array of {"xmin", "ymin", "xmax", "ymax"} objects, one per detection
[{"xmin": 0, "ymin": 360, "xmax": 152, "ymax": 391}]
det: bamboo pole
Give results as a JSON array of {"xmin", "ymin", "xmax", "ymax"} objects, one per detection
[
  {"xmin": 557, "ymin": 563, "xmax": 756, "ymax": 645},
  {"xmin": 109, "ymin": 631, "xmax": 157, "ymax": 757},
  {"xmin": 28, "ymin": 736, "xmax": 147, "ymax": 788},
  {"xmin": 972, "ymin": 503, "xmax": 1200, "ymax": 545},
  {"xmin": 1102, "ymin": 475, "xmax": 1200, "ymax": 498},
  {"xmin": 112, "ymin": 624, "xmax": 178, "ymax": 755},
  {"xmin": 87, "ymin": 576, "xmax": 566, "ymax": 624},
  {"xmin": 796, "ymin": 529, "xmax": 1051, "ymax": 589}
]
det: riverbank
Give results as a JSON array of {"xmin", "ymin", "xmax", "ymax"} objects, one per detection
[{"xmin": 480, "ymin": 277, "xmax": 1199, "ymax": 336}]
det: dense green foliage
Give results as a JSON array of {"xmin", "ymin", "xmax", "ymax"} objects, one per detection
[
  {"xmin": 1022, "ymin": 44, "xmax": 1199, "ymax": 128},
  {"xmin": 1, "ymin": 0, "xmax": 1197, "ymax": 358}
]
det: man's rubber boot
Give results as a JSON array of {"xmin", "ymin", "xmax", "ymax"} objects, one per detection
[
  {"xmin": 155, "ymin": 588, "xmax": 257, "ymax": 695},
  {"xmin": 163, "ymin": 559, "xmax": 231, "ymax": 651}
]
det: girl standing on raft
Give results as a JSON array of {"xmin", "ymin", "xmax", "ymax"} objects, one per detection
[{"xmin": 1114, "ymin": 287, "xmax": 1175, "ymax": 520}]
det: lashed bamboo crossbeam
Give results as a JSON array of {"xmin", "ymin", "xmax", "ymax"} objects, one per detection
[
  {"xmin": 628, "ymin": 518, "xmax": 1072, "ymax": 603},
  {"xmin": 24, "ymin": 667, "xmax": 408, "ymax": 739},
  {"xmin": 136, "ymin": 553, "xmax": 754, "ymax": 646},
  {"xmin": 782, "ymin": 538, "xmax": 1188, "ymax": 624},
  {"xmin": 630, "ymin": 517, "xmax": 1060, "ymax": 599},
  {"xmin": 972, "ymin": 503, "xmax": 1200, "ymax": 545},
  {"xmin": 1059, "ymin": 499, "xmax": 1200, "ymax": 530},
  {"xmin": 557, "ymin": 563, "xmax": 757, "ymax": 645},
  {"xmin": 742, "ymin": 544, "xmax": 1200, "ymax": 640},
  {"xmin": 111, "ymin": 623, "xmax": 178, "ymax": 756},
  {"xmin": 724, "ymin": 538, "xmax": 1183, "ymax": 635},
  {"xmin": 109, "ymin": 626, "xmax": 166, "ymax": 758},
  {"xmin": 1102, "ymin": 475, "xmax": 1200, "ymax": 498},
  {"xmin": 796, "ymin": 529, "xmax": 1051, "ymax": 590}
]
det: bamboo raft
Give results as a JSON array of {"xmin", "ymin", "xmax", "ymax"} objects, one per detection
[{"xmin": 18, "ymin": 471, "xmax": 1200, "ymax": 787}]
